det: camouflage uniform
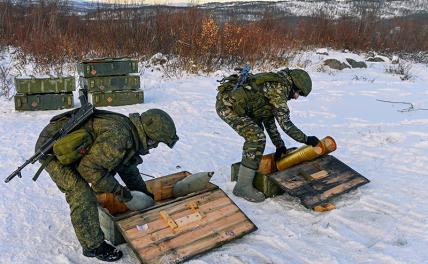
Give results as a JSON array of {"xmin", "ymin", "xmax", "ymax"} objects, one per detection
[
  {"xmin": 216, "ymin": 72, "xmax": 307, "ymax": 170},
  {"xmin": 35, "ymin": 110, "xmax": 150, "ymax": 251}
]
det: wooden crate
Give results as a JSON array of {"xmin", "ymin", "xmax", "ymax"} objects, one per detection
[
  {"xmin": 231, "ymin": 153, "xmax": 284, "ymax": 198},
  {"xmin": 80, "ymin": 75, "xmax": 140, "ymax": 92},
  {"xmin": 98, "ymin": 171, "xmax": 206, "ymax": 244},
  {"xmin": 88, "ymin": 90, "xmax": 144, "ymax": 107},
  {"xmin": 15, "ymin": 77, "xmax": 75, "ymax": 94},
  {"xmin": 14, "ymin": 92, "xmax": 74, "ymax": 111},
  {"xmin": 98, "ymin": 171, "xmax": 257, "ymax": 263},
  {"xmin": 77, "ymin": 58, "xmax": 138, "ymax": 77},
  {"xmin": 268, "ymin": 155, "xmax": 370, "ymax": 209}
]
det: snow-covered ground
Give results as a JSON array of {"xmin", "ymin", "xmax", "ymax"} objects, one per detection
[{"xmin": 0, "ymin": 49, "xmax": 427, "ymax": 264}]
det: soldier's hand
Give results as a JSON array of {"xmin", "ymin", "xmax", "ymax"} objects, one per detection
[
  {"xmin": 274, "ymin": 146, "xmax": 288, "ymax": 161},
  {"xmin": 114, "ymin": 186, "xmax": 133, "ymax": 203},
  {"xmin": 306, "ymin": 136, "xmax": 320, "ymax": 147}
]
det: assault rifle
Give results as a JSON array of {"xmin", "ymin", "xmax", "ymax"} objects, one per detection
[
  {"xmin": 233, "ymin": 64, "xmax": 251, "ymax": 90},
  {"xmin": 4, "ymin": 92, "xmax": 94, "ymax": 183}
]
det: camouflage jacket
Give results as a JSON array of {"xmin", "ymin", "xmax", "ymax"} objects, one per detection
[
  {"xmin": 36, "ymin": 110, "xmax": 146, "ymax": 193},
  {"xmin": 217, "ymin": 72, "xmax": 307, "ymax": 144}
]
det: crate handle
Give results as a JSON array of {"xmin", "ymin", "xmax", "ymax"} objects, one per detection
[
  {"xmin": 160, "ymin": 210, "xmax": 178, "ymax": 230},
  {"xmin": 187, "ymin": 201, "xmax": 205, "ymax": 218},
  {"xmin": 160, "ymin": 202, "xmax": 204, "ymax": 231}
]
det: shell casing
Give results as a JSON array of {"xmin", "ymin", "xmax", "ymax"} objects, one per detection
[{"xmin": 276, "ymin": 136, "xmax": 337, "ymax": 171}]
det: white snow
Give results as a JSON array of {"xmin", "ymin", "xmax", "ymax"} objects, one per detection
[{"xmin": 0, "ymin": 48, "xmax": 427, "ymax": 264}]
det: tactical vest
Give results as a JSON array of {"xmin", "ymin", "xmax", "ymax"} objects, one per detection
[
  {"xmin": 49, "ymin": 109, "xmax": 141, "ymax": 167},
  {"xmin": 218, "ymin": 72, "xmax": 291, "ymax": 119}
]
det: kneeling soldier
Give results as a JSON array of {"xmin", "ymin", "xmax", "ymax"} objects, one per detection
[
  {"xmin": 35, "ymin": 108, "xmax": 178, "ymax": 262},
  {"xmin": 216, "ymin": 68, "xmax": 320, "ymax": 203}
]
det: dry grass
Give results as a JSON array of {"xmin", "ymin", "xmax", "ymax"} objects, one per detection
[{"xmin": 0, "ymin": 0, "xmax": 427, "ymax": 72}]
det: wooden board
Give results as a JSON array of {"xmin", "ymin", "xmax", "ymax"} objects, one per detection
[
  {"xmin": 269, "ymin": 155, "xmax": 370, "ymax": 209},
  {"xmin": 117, "ymin": 188, "xmax": 257, "ymax": 264},
  {"xmin": 145, "ymin": 171, "xmax": 190, "ymax": 202}
]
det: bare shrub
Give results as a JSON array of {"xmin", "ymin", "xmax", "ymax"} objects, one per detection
[
  {"xmin": 385, "ymin": 62, "xmax": 413, "ymax": 81},
  {"xmin": 0, "ymin": 62, "xmax": 13, "ymax": 99},
  {"xmin": 0, "ymin": 1, "xmax": 427, "ymax": 73}
]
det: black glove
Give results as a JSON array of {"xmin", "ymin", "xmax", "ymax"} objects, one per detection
[
  {"xmin": 274, "ymin": 146, "xmax": 288, "ymax": 161},
  {"xmin": 305, "ymin": 136, "xmax": 320, "ymax": 147},
  {"xmin": 113, "ymin": 186, "xmax": 133, "ymax": 203}
]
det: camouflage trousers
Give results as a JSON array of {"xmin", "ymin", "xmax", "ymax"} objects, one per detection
[
  {"xmin": 44, "ymin": 159, "xmax": 104, "ymax": 250},
  {"xmin": 42, "ymin": 158, "xmax": 148, "ymax": 250},
  {"xmin": 216, "ymin": 99, "xmax": 266, "ymax": 170}
]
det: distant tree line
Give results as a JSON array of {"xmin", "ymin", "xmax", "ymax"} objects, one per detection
[{"xmin": 0, "ymin": 0, "xmax": 427, "ymax": 70}]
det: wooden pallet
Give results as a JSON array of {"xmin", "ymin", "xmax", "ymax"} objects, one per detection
[
  {"xmin": 269, "ymin": 155, "xmax": 370, "ymax": 209},
  {"xmin": 116, "ymin": 188, "xmax": 257, "ymax": 264}
]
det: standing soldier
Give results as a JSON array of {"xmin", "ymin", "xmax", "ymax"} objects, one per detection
[
  {"xmin": 216, "ymin": 68, "xmax": 320, "ymax": 203},
  {"xmin": 35, "ymin": 108, "xmax": 179, "ymax": 262}
]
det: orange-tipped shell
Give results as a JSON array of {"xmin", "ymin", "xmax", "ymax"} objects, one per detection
[
  {"xmin": 97, "ymin": 193, "xmax": 129, "ymax": 215},
  {"xmin": 276, "ymin": 142, "xmax": 326, "ymax": 171},
  {"xmin": 321, "ymin": 136, "xmax": 337, "ymax": 154}
]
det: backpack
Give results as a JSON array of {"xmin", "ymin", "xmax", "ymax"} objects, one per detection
[
  {"xmin": 217, "ymin": 72, "xmax": 288, "ymax": 93},
  {"xmin": 217, "ymin": 72, "xmax": 289, "ymax": 118}
]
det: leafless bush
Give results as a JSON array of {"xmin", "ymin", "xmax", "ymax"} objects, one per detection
[
  {"xmin": 352, "ymin": 75, "xmax": 375, "ymax": 83},
  {"xmin": 0, "ymin": 1, "xmax": 427, "ymax": 73},
  {"xmin": 385, "ymin": 62, "xmax": 413, "ymax": 81},
  {"xmin": 0, "ymin": 62, "xmax": 13, "ymax": 99}
]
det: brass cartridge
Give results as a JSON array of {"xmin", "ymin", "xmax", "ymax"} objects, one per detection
[{"xmin": 276, "ymin": 136, "xmax": 337, "ymax": 171}]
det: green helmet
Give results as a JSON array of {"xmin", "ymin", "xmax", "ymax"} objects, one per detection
[
  {"xmin": 140, "ymin": 109, "xmax": 179, "ymax": 149},
  {"xmin": 289, "ymin": 69, "xmax": 312, "ymax": 96}
]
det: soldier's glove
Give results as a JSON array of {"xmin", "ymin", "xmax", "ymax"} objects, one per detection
[
  {"xmin": 274, "ymin": 146, "xmax": 288, "ymax": 161},
  {"xmin": 114, "ymin": 186, "xmax": 133, "ymax": 203},
  {"xmin": 306, "ymin": 136, "xmax": 320, "ymax": 147},
  {"xmin": 124, "ymin": 191, "xmax": 155, "ymax": 211}
]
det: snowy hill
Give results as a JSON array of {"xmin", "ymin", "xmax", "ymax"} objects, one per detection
[
  {"xmin": 68, "ymin": 0, "xmax": 428, "ymax": 19},
  {"xmin": 0, "ymin": 49, "xmax": 427, "ymax": 263}
]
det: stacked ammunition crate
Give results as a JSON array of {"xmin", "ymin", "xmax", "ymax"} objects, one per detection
[
  {"xmin": 14, "ymin": 77, "xmax": 75, "ymax": 111},
  {"xmin": 77, "ymin": 58, "xmax": 143, "ymax": 107}
]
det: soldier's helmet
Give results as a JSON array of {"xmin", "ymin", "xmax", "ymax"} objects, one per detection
[
  {"xmin": 140, "ymin": 109, "xmax": 179, "ymax": 149},
  {"xmin": 289, "ymin": 69, "xmax": 312, "ymax": 96}
]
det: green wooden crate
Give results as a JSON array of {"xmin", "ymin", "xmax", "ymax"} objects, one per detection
[
  {"xmin": 77, "ymin": 58, "xmax": 138, "ymax": 77},
  {"xmin": 14, "ymin": 93, "xmax": 74, "ymax": 111},
  {"xmin": 231, "ymin": 154, "xmax": 284, "ymax": 198},
  {"xmin": 15, "ymin": 77, "xmax": 75, "ymax": 94},
  {"xmin": 88, "ymin": 90, "xmax": 144, "ymax": 107},
  {"xmin": 80, "ymin": 75, "xmax": 140, "ymax": 92}
]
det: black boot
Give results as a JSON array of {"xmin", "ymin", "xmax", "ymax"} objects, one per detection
[{"xmin": 83, "ymin": 241, "xmax": 123, "ymax": 262}]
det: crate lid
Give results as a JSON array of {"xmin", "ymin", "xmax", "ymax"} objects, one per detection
[
  {"xmin": 115, "ymin": 187, "xmax": 257, "ymax": 264},
  {"xmin": 15, "ymin": 76, "xmax": 74, "ymax": 81},
  {"xmin": 268, "ymin": 154, "xmax": 370, "ymax": 209},
  {"xmin": 79, "ymin": 57, "xmax": 137, "ymax": 64}
]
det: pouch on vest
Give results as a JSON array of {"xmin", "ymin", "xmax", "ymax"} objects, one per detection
[{"xmin": 53, "ymin": 128, "xmax": 93, "ymax": 165}]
